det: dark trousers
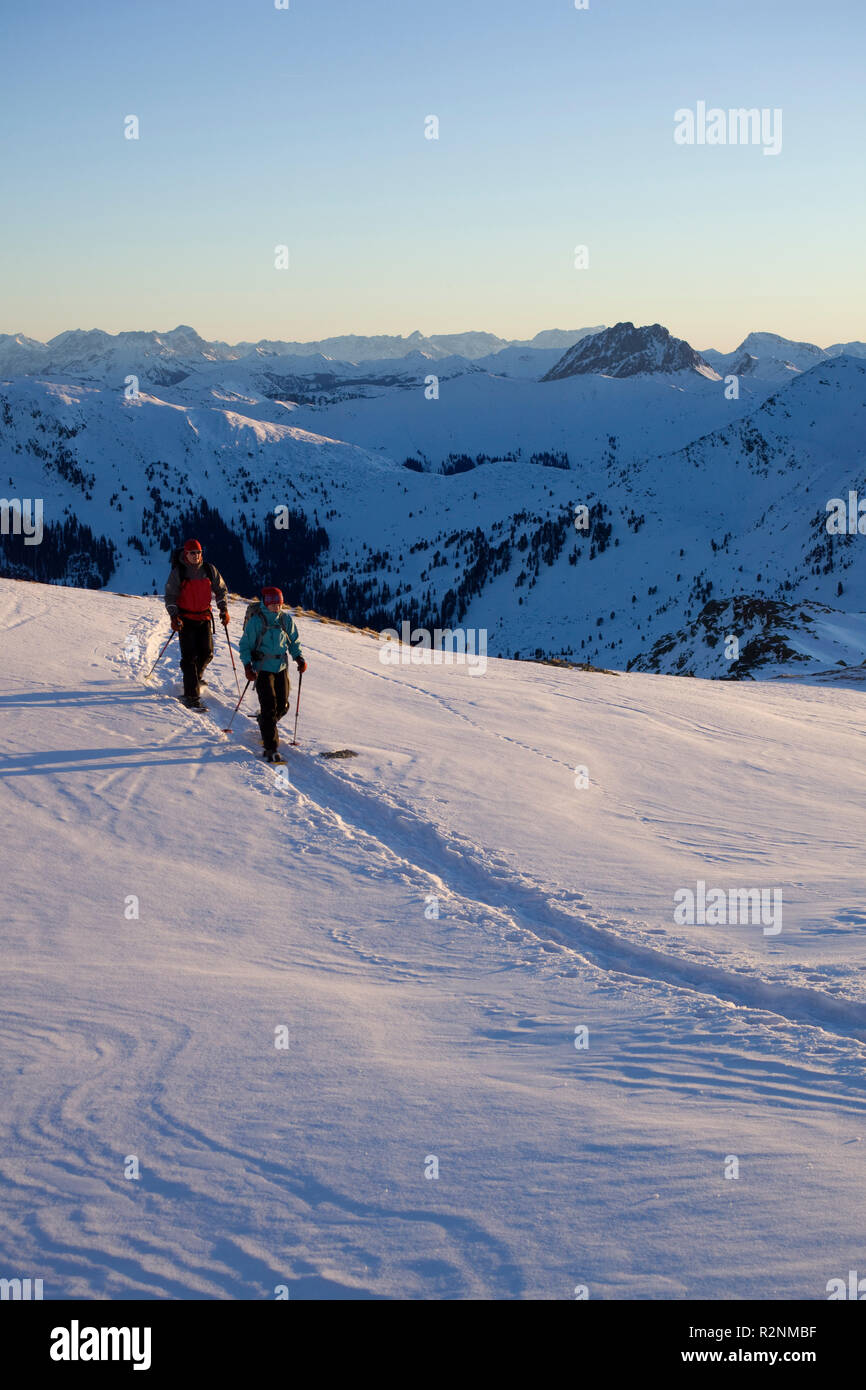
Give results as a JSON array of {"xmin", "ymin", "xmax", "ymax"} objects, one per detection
[
  {"xmin": 255, "ymin": 669, "xmax": 290, "ymax": 750},
  {"xmin": 178, "ymin": 618, "xmax": 214, "ymax": 697}
]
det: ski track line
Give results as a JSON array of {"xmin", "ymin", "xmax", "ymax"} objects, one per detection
[
  {"xmin": 139, "ymin": 645, "xmax": 866, "ymax": 1065},
  {"xmin": 312, "ymin": 644, "xmax": 581, "ymax": 779},
  {"xmin": 304, "ymin": 647, "xmax": 753, "ymax": 854},
  {"xmin": 319, "ymin": 647, "xmax": 866, "ymax": 855},
  {"xmin": 315, "ymin": 648, "xmax": 866, "ymax": 951},
  {"xmin": 129, "ymin": 616, "xmax": 866, "ymax": 1057},
  {"xmin": 269, "ymin": 746, "xmax": 866, "ymax": 1056}
]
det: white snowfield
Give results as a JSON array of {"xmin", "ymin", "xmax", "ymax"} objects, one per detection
[{"xmin": 2, "ymin": 576, "xmax": 866, "ymax": 1301}]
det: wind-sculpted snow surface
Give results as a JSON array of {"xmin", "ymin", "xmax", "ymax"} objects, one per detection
[{"xmin": 2, "ymin": 577, "xmax": 866, "ymax": 1299}]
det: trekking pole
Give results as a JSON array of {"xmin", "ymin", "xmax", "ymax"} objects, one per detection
[
  {"xmin": 223, "ymin": 680, "xmax": 250, "ymax": 733},
  {"xmin": 145, "ymin": 629, "xmax": 176, "ymax": 680},
  {"xmin": 223, "ymin": 620, "xmax": 242, "ymax": 696},
  {"xmin": 290, "ymin": 668, "xmax": 303, "ymax": 746}
]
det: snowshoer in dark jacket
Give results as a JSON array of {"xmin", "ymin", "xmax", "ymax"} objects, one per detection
[
  {"xmin": 239, "ymin": 586, "xmax": 307, "ymax": 759},
  {"xmin": 164, "ymin": 539, "xmax": 230, "ymax": 705}
]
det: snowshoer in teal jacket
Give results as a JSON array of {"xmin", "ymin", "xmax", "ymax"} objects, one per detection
[{"xmin": 240, "ymin": 587, "xmax": 307, "ymax": 759}]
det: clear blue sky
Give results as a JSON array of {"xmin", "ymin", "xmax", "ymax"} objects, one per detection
[{"xmin": 1, "ymin": 0, "xmax": 863, "ymax": 350}]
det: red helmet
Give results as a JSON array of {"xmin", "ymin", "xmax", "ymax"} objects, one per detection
[
  {"xmin": 184, "ymin": 538, "xmax": 202, "ymax": 552},
  {"xmin": 262, "ymin": 586, "xmax": 283, "ymax": 607}
]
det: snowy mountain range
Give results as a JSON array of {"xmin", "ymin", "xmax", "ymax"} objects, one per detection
[
  {"xmin": 0, "ymin": 325, "xmax": 604, "ymax": 379},
  {"xmin": 2, "ymin": 320, "xmax": 862, "ymax": 383},
  {"xmin": 2, "ymin": 320, "xmax": 865, "ymax": 680}
]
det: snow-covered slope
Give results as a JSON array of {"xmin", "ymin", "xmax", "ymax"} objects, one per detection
[
  {"xmin": 826, "ymin": 340, "xmax": 866, "ymax": 358},
  {"xmin": 472, "ymin": 344, "xmax": 570, "ymax": 379},
  {"xmin": 702, "ymin": 331, "xmax": 830, "ymax": 384},
  {"xmin": 734, "ymin": 332, "xmax": 827, "ymax": 371},
  {"xmin": 4, "ymin": 355, "xmax": 865, "ymax": 671},
  {"xmin": 629, "ymin": 597, "xmax": 866, "ymax": 681},
  {"xmin": 288, "ymin": 354, "xmax": 743, "ymax": 464},
  {"xmin": 3, "ymin": 576, "xmax": 866, "ymax": 1299},
  {"xmin": 2, "ymin": 334, "xmax": 865, "ymax": 680}
]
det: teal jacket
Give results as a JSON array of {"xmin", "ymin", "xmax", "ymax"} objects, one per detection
[{"xmin": 239, "ymin": 605, "xmax": 304, "ymax": 674}]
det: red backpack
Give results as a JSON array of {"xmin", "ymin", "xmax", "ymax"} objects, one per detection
[{"xmin": 171, "ymin": 547, "xmax": 218, "ymax": 620}]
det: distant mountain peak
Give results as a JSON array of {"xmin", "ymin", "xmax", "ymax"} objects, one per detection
[
  {"xmin": 735, "ymin": 331, "xmax": 825, "ymax": 360},
  {"xmin": 542, "ymin": 321, "xmax": 718, "ymax": 381}
]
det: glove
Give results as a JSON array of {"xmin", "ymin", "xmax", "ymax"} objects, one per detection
[
  {"xmin": 244, "ymin": 664, "xmax": 256, "ymax": 683},
  {"xmin": 220, "ymin": 609, "xmax": 230, "ymax": 627},
  {"xmin": 170, "ymin": 615, "xmax": 183, "ymax": 632},
  {"xmin": 296, "ymin": 657, "xmax": 307, "ymax": 674}
]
